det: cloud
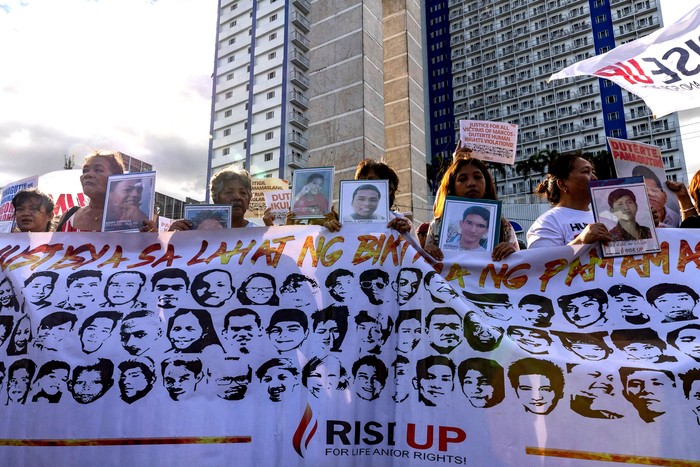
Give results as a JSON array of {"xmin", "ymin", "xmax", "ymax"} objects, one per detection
[{"xmin": 0, "ymin": 0, "xmax": 216, "ymax": 201}]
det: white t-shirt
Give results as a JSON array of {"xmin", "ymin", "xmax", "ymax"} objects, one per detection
[{"xmin": 527, "ymin": 207, "xmax": 594, "ymax": 248}]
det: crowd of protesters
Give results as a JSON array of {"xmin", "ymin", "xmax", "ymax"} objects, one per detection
[{"xmin": 8, "ymin": 148, "xmax": 700, "ymax": 255}]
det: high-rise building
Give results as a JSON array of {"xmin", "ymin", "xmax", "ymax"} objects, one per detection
[
  {"xmin": 207, "ymin": 0, "xmax": 312, "ymax": 194},
  {"xmin": 208, "ymin": 0, "xmax": 430, "ymax": 221},
  {"xmin": 425, "ymin": 0, "xmax": 688, "ymax": 204}
]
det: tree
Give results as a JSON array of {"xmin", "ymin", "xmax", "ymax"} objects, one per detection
[
  {"xmin": 515, "ymin": 149, "xmax": 557, "ymax": 194},
  {"xmin": 585, "ymin": 150, "xmax": 616, "ymax": 180}
]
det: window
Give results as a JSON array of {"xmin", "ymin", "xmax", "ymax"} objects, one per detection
[
  {"xmin": 266, "ymin": 111, "xmax": 274, "ymax": 119},
  {"xmin": 229, "ymin": 38, "xmax": 236, "ymax": 45},
  {"xmin": 245, "ymin": 83, "xmax": 249, "ymax": 91},
  {"xmin": 246, "ymin": 64, "xmax": 250, "ymax": 72},
  {"xmin": 227, "ymin": 72, "xmax": 234, "ymax": 81},
  {"xmin": 228, "ymin": 55, "xmax": 235, "ymax": 63},
  {"xmin": 223, "ymin": 128, "xmax": 231, "ymax": 136},
  {"xmin": 247, "ymin": 46, "xmax": 251, "ymax": 54},
  {"xmin": 223, "ymin": 148, "xmax": 230, "ymax": 155},
  {"xmin": 230, "ymin": 3, "xmax": 237, "ymax": 10},
  {"xmin": 230, "ymin": 20, "xmax": 237, "ymax": 28},
  {"xmin": 243, "ymin": 142, "xmax": 247, "ymax": 149},
  {"xmin": 268, "ymin": 51, "xmax": 276, "ymax": 60},
  {"xmin": 225, "ymin": 91, "xmax": 232, "ymax": 98},
  {"xmin": 244, "ymin": 102, "xmax": 249, "ymax": 110},
  {"xmin": 595, "ymin": 14, "xmax": 607, "ymax": 23},
  {"xmin": 269, "ymin": 32, "xmax": 277, "ymax": 41},
  {"xmin": 599, "ymin": 46, "xmax": 610, "ymax": 53},
  {"xmin": 267, "ymin": 71, "xmax": 276, "ymax": 79},
  {"xmin": 598, "ymin": 30, "xmax": 609, "ymax": 39},
  {"xmin": 244, "ymin": 122, "xmax": 248, "ymax": 130},
  {"xmin": 610, "ymin": 129, "xmax": 621, "ymax": 137},
  {"xmin": 264, "ymin": 152, "xmax": 273, "ymax": 161},
  {"xmin": 224, "ymin": 109, "xmax": 232, "ymax": 117},
  {"xmin": 607, "ymin": 111, "xmax": 619, "ymax": 120},
  {"xmin": 265, "ymin": 131, "xmax": 274, "ymax": 140},
  {"xmin": 605, "ymin": 95, "xmax": 617, "ymax": 104},
  {"xmin": 267, "ymin": 90, "xmax": 275, "ymax": 99},
  {"xmin": 270, "ymin": 14, "xmax": 277, "ymax": 22},
  {"xmin": 265, "ymin": 173, "xmax": 273, "ymax": 178}
]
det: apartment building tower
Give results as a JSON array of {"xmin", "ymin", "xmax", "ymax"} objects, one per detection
[
  {"xmin": 207, "ymin": 0, "xmax": 312, "ymax": 192},
  {"xmin": 425, "ymin": 0, "xmax": 688, "ymax": 202}
]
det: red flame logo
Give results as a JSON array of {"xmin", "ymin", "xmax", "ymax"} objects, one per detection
[{"xmin": 292, "ymin": 403, "xmax": 318, "ymax": 458}]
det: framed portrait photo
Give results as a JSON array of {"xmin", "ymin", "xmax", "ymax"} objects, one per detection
[
  {"xmin": 590, "ymin": 177, "xmax": 660, "ymax": 258},
  {"xmin": 184, "ymin": 204, "xmax": 232, "ymax": 230},
  {"xmin": 338, "ymin": 180, "xmax": 390, "ymax": 224},
  {"xmin": 291, "ymin": 167, "xmax": 334, "ymax": 219},
  {"xmin": 438, "ymin": 196, "xmax": 502, "ymax": 253},
  {"xmin": 103, "ymin": 172, "xmax": 156, "ymax": 232}
]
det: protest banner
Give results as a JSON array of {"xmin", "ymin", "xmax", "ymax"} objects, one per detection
[
  {"xmin": 0, "ymin": 226, "xmax": 698, "ymax": 466},
  {"xmin": 549, "ymin": 5, "xmax": 700, "ymax": 117},
  {"xmin": 608, "ymin": 137, "xmax": 681, "ymax": 227},
  {"xmin": 263, "ymin": 189, "xmax": 292, "ymax": 225},
  {"xmin": 0, "ymin": 171, "xmax": 85, "ymax": 224},
  {"xmin": 459, "ymin": 120, "xmax": 518, "ymax": 165},
  {"xmin": 247, "ymin": 178, "xmax": 289, "ymax": 221}
]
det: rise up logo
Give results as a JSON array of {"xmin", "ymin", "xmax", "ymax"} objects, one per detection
[{"xmin": 292, "ymin": 403, "xmax": 318, "ymax": 458}]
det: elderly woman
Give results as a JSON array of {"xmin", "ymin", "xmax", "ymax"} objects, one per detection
[
  {"xmin": 171, "ymin": 168, "xmax": 272, "ymax": 230},
  {"xmin": 55, "ymin": 150, "xmax": 128, "ymax": 232},
  {"xmin": 527, "ymin": 153, "xmax": 611, "ymax": 248},
  {"xmin": 12, "ymin": 188, "xmax": 55, "ymax": 232}
]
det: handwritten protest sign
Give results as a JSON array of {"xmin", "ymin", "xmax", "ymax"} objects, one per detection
[{"xmin": 459, "ymin": 120, "xmax": 518, "ymax": 165}]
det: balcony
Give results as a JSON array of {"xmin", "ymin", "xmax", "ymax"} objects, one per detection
[
  {"xmin": 291, "ymin": 30, "xmax": 309, "ymax": 52},
  {"xmin": 289, "ymin": 90, "xmax": 309, "ymax": 110},
  {"xmin": 293, "ymin": 0, "xmax": 310, "ymax": 15},
  {"xmin": 291, "ymin": 11, "xmax": 310, "ymax": 33},
  {"xmin": 289, "ymin": 111, "xmax": 309, "ymax": 130},
  {"xmin": 291, "ymin": 50, "xmax": 309, "ymax": 71},
  {"xmin": 290, "ymin": 70, "xmax": 309, "ymax": 90},
  {"xmin": 287, "ymin": 152, "xmax": 308, "ymax": 169},
  {"xmin": 288, "ymin": 132, "xmax": 309, "ymax": 150}
]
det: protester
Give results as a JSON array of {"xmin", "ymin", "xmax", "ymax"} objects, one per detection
[
  {"xmin": 55, "ymin": 150, "xmax": 130, "ymax": 232},
  {"xmin": 424, "ymin": 157, "xmax": 518, "ymax": 261},
  {"xmin": 11, "ymin": 188, "xmax": 55, "ymax": 232},
  {"xmin": 171, "ymin": 168, "xmax": 273, "ymax": 230},
  {"xmin": 666, "ymin": 169, "xmax": 700, "ymax": 228},
  {"xmin": 527, "ymin": 153, "xmax": 611, "ymax": 248},
  {"xmin": 632, "ymin": 165, "xmax": 680, "ymax": 228},
  {"xmin": 323, "ymin": 159, "xmax": 413, "ymax": 235}
]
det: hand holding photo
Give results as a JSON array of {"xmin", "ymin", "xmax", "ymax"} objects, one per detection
[
  {"xmin": 339, "ymin": 180, "xmax": 389, "ymax": 224},
  {"xmin": 439, "ymin": 197, "xmax": 501, "ymax": 253},
  {"xmin": 291, "ymin": 167, "xmax": 334, "ymax": 219},
  {"xmin": 590, "ymin": 177, "xmax": 660, "ymax": 257},
  {"xmin": 103, "ymin": 172, "xmax": 155, "ymax": 232},
  {"xmin": 184, "ymin": 205, "xmax": 232, "ymax": 230}
]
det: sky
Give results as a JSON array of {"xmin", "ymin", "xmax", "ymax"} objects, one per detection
[
  {"xmin": 0, "ymin": 0, "xmax": 699, "ymax": 202},
  {"xmin": 0, "ymin": 0, "xmax": 217, "ymax": 201}
]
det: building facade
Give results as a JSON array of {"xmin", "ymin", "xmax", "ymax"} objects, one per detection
[
  {"xmin": 425, "ymin": 0, "xmax": 688, "ymax": 203},
  {"xmin": 208, "ymin": 0, "xmax": 430, "ymax": 221},
  {"xmin": 208, "ymin": 0, "xmax": 312, "ymax": 192}
]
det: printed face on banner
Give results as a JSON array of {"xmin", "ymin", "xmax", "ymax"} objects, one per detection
[
  {"xmin": 210, "ymin": 360, "xmax": 251, "ymax": 401},
  {"xmin": 396, "ymin": 317, "xmax": 421, "ymax": 354},
  {"xmin": 460, "ymin": 368, "xmax": 499, "ymax": 409},
  {"xmin": 35, "ymin": 367, "xmax": 69, "ymax": 401},
  {"xmin": 395, "ymin": 268, "xmax": 422, "ymax": 306},
  {"xmin": 327, "ymin": 271, "xmax": 353, "ymax": 303},
  {"xmin": 568, "ymin": 364, "xmax": 623, "ymax": 419},
  {"xmin": 192, "ymin": 270, "xmax": 234, "ymax": 308},
  {"xmin": 162, "ymin": 359, "xmax": 203, "ymax": 401},
  {"xmin": 353, "ymin": 361, "xmax": 385, "ymax": 401},
  {"xmin": 258, "ymin": 359, "xmax": 299, "ymax": 402},
  {"xmin": 118, "ymin": 362, "xmax": 155, "ymax": 404},
  {"xmin": 415, "ymin": 361, "xmax": 454, "ymax": 407},
  {"xmin": 61, "ymin": 273, "xmax": 102, "ymax": 310},
  {"xmin": 393, "ymin": 359, "xmax": 413, "ymax": 403},
  {"xmin": 558, "ymin": 290, "xmax": 608, "ymax": 328},
  {"xmin": 25, "ymin": 273, "xmax": 55, "ymax": 307},
  {"xmin": 304, "ymin": 356, "xmax": 345, "ymax": 398},
  {"xmin": 70, "ymin": 362, "xmax": 113, "ymax": 404},
  {"xmin": 104, "ymin": 272, "xmax": 145, "ymax": 307},
  {"xmin": 81, "ymin": 315, "xmax": 118, "ymax": 354},
  {"xmin": 152, "ymin": 271, "xmax": 189, "ymax": 310},
  {"xmin": 426, "ymin": 309, "xmax": 463, "ymax": 355},
  {"xmin": 120, "ymin": 312, "xmax": 163, "ymax": 356},
  {"xmin": 622, "ymin": 369, "xmax": 675, "ymax": 423},
  {"xmin": 222, "ymin": 311, "xmax": 262, "ymax": 357},
  {"xmin": 508, "ymin": 327, "xmax": 551, "ymax": 355}
]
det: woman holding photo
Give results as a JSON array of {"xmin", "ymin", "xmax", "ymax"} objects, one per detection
[
  {"xmin": 527, "ymin": 153, "xmax": 611, "ymax": 248},
  {"xmin": 424, "ymin": 157, "xmax": 519, "ymax": 261}
]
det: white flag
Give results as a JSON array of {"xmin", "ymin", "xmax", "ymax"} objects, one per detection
[{"xmin": 549, "ymin": 5, "xmax": 700, "ymax": 117}]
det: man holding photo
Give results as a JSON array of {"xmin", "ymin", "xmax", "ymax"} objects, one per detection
[
  {"xmin": 607, "ymin": 188, "xmax": 652, "ymax": 241},
  {"xmin": 444, "ymin": 206, "xmax": 490, "ymax": 251}
]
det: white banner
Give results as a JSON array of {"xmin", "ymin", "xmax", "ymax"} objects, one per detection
[
  {"xmin": 0, "ymin": 227, "xmax": 698, "ymax": 466},
  {"xmin": 549, "ymin": 5, "xmax": 700, "ymax": 117}
]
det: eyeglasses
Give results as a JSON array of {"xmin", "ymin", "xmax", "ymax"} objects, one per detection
[
  {"xmin": 249, "ymin": 286, "xmax": 274, "ymax": 293},
  {"xmin": 360, "ymin": 281, "xmax": 386, "ymax": 289}
]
